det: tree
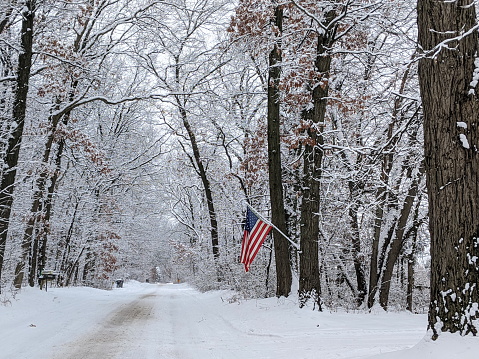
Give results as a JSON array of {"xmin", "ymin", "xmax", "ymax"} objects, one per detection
[
  {"xmin": 417, "ymin": 0, "xmax": 479, "ymax": 337},
  {"xmin": 320, "ymin": 0, "xmax": 424, "ymax": 309},
  {"xmin": 0, "ymin": 0, "xmax": 36, "ymax": 290},
  {"xmin": 140, "ymin": 0, "xmax": 232, "ymax": 262},
  {"xmin": 267, "ymin": 4, "xmax": 292, "ymax": 298},
  {"xmin": 288, "ymin": 1, "xmax": 343, "ymax": 310},
  {"xmin": 12, "ymin": 0, "xmax": 161, "ymax": 288}
]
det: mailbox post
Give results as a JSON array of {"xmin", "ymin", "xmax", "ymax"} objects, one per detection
[{"xmin": 38, "ymin": 269, "xmax": 57, "ymax": 292}]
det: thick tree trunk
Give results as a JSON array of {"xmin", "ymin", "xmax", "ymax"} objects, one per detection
[
  {"xmin": 298, "ymin": 11, "xmax": 337, "ymax": 309},
  {"xmin": 267, "ymin": 6, "xmax": 292, "ymax": 298},
  {"xmin": 418, "ymin": 0, "xmax": 479, "ymax": 337},
  {"xmin": 299, "ymin": 107, "xmax": 323, "ymax": 309},
  {"xmin": 0, "ymin": 1, "xmax": 35, "ymax": 290}
]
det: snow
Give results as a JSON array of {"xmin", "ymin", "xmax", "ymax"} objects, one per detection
[
  {"xmin": 0, "ymin": 281, "xmax": 478, "ymax": 359},
  {"xmin": 459, "ymin": 134, "xmax": 470, "ymax": 149},
  {"xmin": 469, "ymin": 56, "xmax": 479, "ymax": 95}
]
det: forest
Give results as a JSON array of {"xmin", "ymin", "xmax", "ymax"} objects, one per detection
[{"xmin": 0, "ymin": 0, "xmax": 478, "ymax": 338}]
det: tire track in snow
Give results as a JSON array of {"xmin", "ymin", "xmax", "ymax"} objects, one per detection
[{"xmin": 53, "ymin": 291, "xmax": 164, "ymax": 359}]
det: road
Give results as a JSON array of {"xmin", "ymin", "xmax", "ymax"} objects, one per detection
[
  {"xmin": 50, "ymin": 284, "xmax": 263, "ymax": 359},
  {"xmin": 3, "ymin": 282, "xmax": 424, "ymax": 359},
  {"xmin": 52, "ymin": 291, "xmax": 161, "ymax": 358}
]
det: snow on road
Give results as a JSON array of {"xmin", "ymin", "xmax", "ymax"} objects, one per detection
[
  {"xmin": 1, "ymin": 281, "xmax": 476, "ymax": 358},
  {"xmin": 53, "ymin": 292, "xmax": 161, "ymax": 359}
]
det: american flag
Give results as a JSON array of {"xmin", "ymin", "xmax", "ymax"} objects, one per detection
[{"xmin": 240, "ymin": 207, "xmax": 272, "ymax": 272}]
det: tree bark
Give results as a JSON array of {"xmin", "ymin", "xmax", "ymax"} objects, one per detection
[
  {"xmin": 418, "ymin": 0, "xmax": 479, "ymax": 337},
  {"xmin": 367, "ymin": 117, "xmax": 400, "ymax": 309},
  {"xmin": 267, "ymin": 6, "xmax": 292, "ymax": 298},
  {"xmin": 298, "ymin": 9, "xmax": 337, "ymax": 310},
  {"xmin": 299, "ymin": 106, "xmax": 323, "ymax": 310},
  {"xmin": 0, "ymin": 0, "xmax": 35, "ymax": 290}
]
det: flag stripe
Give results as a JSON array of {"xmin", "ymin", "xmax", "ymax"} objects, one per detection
[
  {"xmin": 247, "ymin": 222, "xmax": 270, "ymax": 262},
  {"xmin": 240, "ymin": 231, "xmax": 249, "ymax": 263},
  {"xmin": 240, "ymin": 207, "xmax": 272, "ymax": 272}
]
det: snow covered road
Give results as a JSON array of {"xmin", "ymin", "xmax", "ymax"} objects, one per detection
[
  {"xmin": 52, "ymin": 284, "xmax": 304, "ymax": 359},
  {"xmin": 53, "ymin": 284, "xmax": 266, "ymax": 359},
  {"xmin": 1, "ymin": 281, "xmax": 431, "ymax": 359},
  {"xmin": 53, "ymin": 292, "xmax": 162, "ymax": 359}
]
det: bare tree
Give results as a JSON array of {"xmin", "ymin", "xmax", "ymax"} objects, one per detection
[{"xmin": 140, "ymin": 0, "xmax": 232, "ymax": 261}]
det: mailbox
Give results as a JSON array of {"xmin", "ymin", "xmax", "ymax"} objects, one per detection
[{"xmin": 38, "ymin": 269, "xmax": 57, "ymax": 291}]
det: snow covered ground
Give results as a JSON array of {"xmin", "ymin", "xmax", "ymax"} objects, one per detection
[{"xmin": 0, "ymin": 281, "xmax": 477, "ymax": 358}]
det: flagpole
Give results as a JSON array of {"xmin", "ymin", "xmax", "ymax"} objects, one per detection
[{"xmin": 246, "ymin": 203, "xmax": 300, "ymax": 250}]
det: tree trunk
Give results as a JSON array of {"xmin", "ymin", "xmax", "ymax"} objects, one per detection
[
  {"xmin": 82, "ymin": 246, "xmax": 96, "ymax": 285},
  {"xmin": 299, "ymin": 107, "xmax": 323, "ymax": 310},
  {"xmin": 38, "ymin": 136, "xmax": 65, "ymax": 273},
  {"xmin": 267, "ymin": 6, "xmax": 292, "ymax": 298},
  {"xmin": 65, "ymin": 247, "xmax": 84, "ymax": 287},
  {"xmin": 367, "ymin": 62, "xmax": 415, "ymax": 309},
  {"xmin": 58, "ymin": 200, "xmax": 80, "ymax": 286},
  {"xmin": 418, "ymin": 0, "xmax": 479, "ymax": 337},
  {"xmin": 0, "ymin": 1, "xmax": 35, "ymax": 290},
  {"xmin": 0, "ymin": 44, "xmax": 14, "ymax": 133},
  {"xmin": 14, "ymin": 122, "xmax": 56, "ymax": 288},
  {"xmin": 378, "ymin": 163, "xmax": 424, "ymax": 309},
  {"xmin": 14, "ymin": 97, "xmax": 74, "ymax": 288},
  {"xmin": 367, "ymin": 116, "xmax": 399, "ymax": 309},
  {"xmin": 180, "ymin": 107, "xmax": 219, "ymax": 259},
  {"xmin": 298, "ymin": 10, "xmax": 337, "ymax": 309},
  {"xmin": 20, "ymin": 7, "xmax": 95, "ymax": 285},
  {"xmin": 348, "ymin": 191, "xmax": 367, "ymax": 306},
  {"xmin": 406, "ymin": 198, "xmax": 422, "ymax": 312},
  {"xmin": 332, "ymin": 112, "xmax": 368, "ymax": 307}
]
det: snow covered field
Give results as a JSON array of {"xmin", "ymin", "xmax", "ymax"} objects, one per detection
[{"xmin": 0, "ymin": 281, "xmax": 477, "ymax": 359}]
